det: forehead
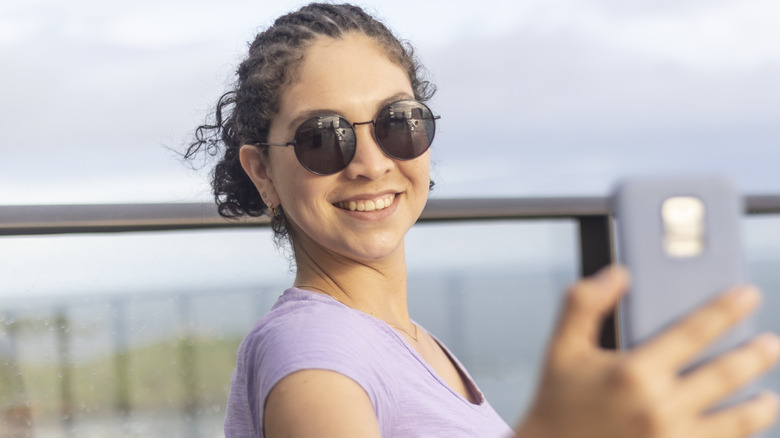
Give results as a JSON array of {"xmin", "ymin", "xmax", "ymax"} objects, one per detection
[{"xmin": 278, "ymin": 33, "xmax": 414, "ymax": 119}]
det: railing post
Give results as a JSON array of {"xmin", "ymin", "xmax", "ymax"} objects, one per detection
[
  {"xmin": 111, "ymin": 299, "xmax": 131, "ymax": 416},
  {"xmin": 0, "ymin": 310, "xmax": 33, "ymax": 437},
  {"xmin": 577, "ymin": 215, "xmax": 617, "ymax": 349},
  {"xmin": 177, "ymin": 294, "xmax": 200, "ymax": 437},
  {"xmin": 55, "ymin": 307, "xmax": 75, "ymax": 436}
]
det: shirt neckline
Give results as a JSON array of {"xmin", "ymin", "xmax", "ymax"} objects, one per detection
[{"xmin": 285, "ymin": 287, "xmax": 486, "ymax": 408}]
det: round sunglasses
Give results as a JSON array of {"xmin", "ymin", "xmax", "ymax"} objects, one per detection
[{"xmin": 258, "ymin": 100, "xmax": 440, "ymax": 175}]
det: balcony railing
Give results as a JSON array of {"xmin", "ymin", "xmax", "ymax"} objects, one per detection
[
  {"xmin": 3, "ymin": 196, "xmax": 780, "ymax": 345},
  {"xmin": 2, "ymin": 196, "xmax": 780, "ymax": 437}
]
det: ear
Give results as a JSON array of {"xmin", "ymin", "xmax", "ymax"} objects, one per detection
[{"xmin": 239, "ymin": 145, "xmax": 279, "ymax": 208}]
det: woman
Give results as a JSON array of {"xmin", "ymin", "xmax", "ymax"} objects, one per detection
[{"xmin": 187, "ymin": 3, "xmax": 780, "ymax": 437}]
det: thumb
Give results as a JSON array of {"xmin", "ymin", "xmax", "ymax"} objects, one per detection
[{"xmin": 549, "ymin": 265, "xmax": 629, "ymax": 360}]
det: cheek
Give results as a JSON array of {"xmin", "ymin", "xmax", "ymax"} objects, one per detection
[
  {"xmin": 269, "ymin": 159, "xmax": 334, "ymax": 219},
  {"xmin": 267, "ymin": 149, "xmax": 310, "ymax": 198},
  {"xmin": 409, "ymin": 154, "xmax": 431, "ymax": 184},
  {"xmin": 267, "ymin": 147, "xmax": 298, "ymax": 177}
]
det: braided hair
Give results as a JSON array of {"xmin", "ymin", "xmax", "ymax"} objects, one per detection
[{"xmin": 186, "ymin": 3, "xmax": 435, "ymax": 244}]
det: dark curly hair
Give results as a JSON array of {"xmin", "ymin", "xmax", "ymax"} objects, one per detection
[{"xmin": 185, "ymin": 3, "xmax": 435, "ymax": 244}]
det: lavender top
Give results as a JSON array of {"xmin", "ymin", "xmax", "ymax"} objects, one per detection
[{"xmin": 225, "ymin": 287, "xmax": 513, "ymax": 438}]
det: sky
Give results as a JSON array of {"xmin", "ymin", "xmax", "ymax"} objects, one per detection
[
  {"xmin": 1, "ymin": 0, "xmax": 779, "ymax": 205},
  {"xmin": 2, "ymin": 0, "xmax": 780, "ymax": 298}
]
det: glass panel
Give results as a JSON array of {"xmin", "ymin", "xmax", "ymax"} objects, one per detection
[
  {"xmin": 0, "ymin": 219, "xmax": 579, "ymax": 435},
  {"xmin": 7, "ymin": 214, "xmax": 780, "ymax": 435},
  {"xmin": 0, "ymin": 229, "xmax": 293, "ymax": 438},
  {"xmin": 406, "ymin": 220, "xmax": 579, "ymax": 423}
]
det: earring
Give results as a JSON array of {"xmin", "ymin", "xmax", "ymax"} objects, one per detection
[
  {"xmin": 266, "ymin": 201, "xmax": 279, "ymax": 216},
  {"xmin": 262, "ymin": 192, "xmax": 278, "ymax": 215}
]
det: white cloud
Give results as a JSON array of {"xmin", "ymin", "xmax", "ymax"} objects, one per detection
[
  {"xmin": 594, "ymin": 0, "xmax": 780, "ymax": 69},
  {"xmin": 0, "ymin": 17, "xmax": 39, "ymax": 45}
]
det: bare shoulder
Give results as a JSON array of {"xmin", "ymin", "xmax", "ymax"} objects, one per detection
[{"xmin": 264, "ymin": 369, "xmax": 381, "ymax": 438}]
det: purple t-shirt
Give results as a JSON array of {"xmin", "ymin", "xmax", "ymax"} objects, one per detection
[{"xmin": 225, "ymin": 287, "xmax": 513, "ymax": 438}]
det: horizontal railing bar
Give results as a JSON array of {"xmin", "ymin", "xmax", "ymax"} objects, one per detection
[
  {"xmin": 745, "ymin": 195, "xmax": 780, "ymax": 214},
  {"xmin": 2, "ymin": 195, "xmax": 779, "ymax": 236},
  {"xmin": 0, "ymin": 203, "xmax": 259, "ymax": 236}
]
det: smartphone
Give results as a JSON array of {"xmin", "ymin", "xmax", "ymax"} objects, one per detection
[{"xmin": 612, "ymin": 176, "xmax": 757, "ymax": 408}]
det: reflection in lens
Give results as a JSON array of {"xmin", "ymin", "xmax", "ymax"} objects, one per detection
[
  {"xmin": 294, "ymin": 116, "xmax": 355, "ymax": 175},
  {"xmin": 376, "ymin": 101, "xmax": 435, "ymax": 160}
]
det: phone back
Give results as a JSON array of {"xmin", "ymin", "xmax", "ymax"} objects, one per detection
[{"xmin": 613, "ymin": 176, "xmax": 749, "ymax": 367}]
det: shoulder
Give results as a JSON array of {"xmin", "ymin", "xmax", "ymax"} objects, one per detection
[
  {"xmin": 246, "ymin": 288, "xmax": 385, "ymax": 358},
  {"xmin": 237, "ymin": 288, "xmax": 396, "ymax": 401},
  {"xmin": 227, "ymin": 288, "xmax": 399, "ymax": 436}
]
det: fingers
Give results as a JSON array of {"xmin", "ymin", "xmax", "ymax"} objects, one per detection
[
  {"xmin": 550, "ymin": 265, "xmax": 628, "ymax": 359},
  {"xmin": 699, "ymin": 391, "xmax": 780, "ymax": 438},
  {"xmin": 631, "ymin": 286, "xmax": 761, "ymax": 371},
  {"xmin": 676, "ymin": 333, "xmax": 780, "ymax": 413}
]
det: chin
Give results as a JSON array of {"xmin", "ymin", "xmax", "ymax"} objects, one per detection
[{"xmin": 335, "ymin": 235, "xmax": 405, "ymax": 263}]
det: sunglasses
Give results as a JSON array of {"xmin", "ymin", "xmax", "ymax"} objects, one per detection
[{"xmin": 259, "ymin": 100, "xmax": 440, "ymax": 175}]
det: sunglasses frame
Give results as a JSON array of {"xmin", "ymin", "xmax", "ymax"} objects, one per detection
[{"xmin": 257, "ymin": 99, "xmax": 440, "ymax": 175}]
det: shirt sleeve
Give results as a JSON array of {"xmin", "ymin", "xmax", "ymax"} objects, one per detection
[{"xmin": 236, "ymin": 301, "xmax": 396, "ymax": 437}]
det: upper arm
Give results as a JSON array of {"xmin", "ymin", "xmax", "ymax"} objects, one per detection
[{"xmin": 263, "ymin": 369, "xmax": 382, "ymax": 438}]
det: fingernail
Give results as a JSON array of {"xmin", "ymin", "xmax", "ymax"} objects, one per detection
[
  {"xmin": 594, "ymin": 265, "xmax": 625, "ymax": 286},
  {"xmin": 727, "ymin": 286, "xmax": 760, "ymax": 309},
  {"xmin": 594, "ymin": 266, "xmax": 614, "ymax": 284},
  {"xmin": 759, "ymin": 334, "xmax": 780, "ymax": 359}
]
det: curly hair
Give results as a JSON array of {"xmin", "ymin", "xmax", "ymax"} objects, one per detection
[{"xmin": 185, "ymin": 3, "xmax": 435, "ymax": 244}]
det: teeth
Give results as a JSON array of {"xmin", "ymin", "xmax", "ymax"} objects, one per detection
[{"xmin": 339, "ymin": 194, "xmax": 396, "ymax": 212}]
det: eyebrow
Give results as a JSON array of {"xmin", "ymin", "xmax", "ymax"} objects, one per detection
[{"xmin": 285, "ymin": 91, "xmax": 415, "ymax": 131}]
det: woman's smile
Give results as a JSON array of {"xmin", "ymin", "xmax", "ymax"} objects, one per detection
[
  {"xmin": 259, "ymin": 32, "xmax": 431, "ymax": 262},
  {"xmin": 334, "ymin": 193, "xmax": 396, "ymax": 212}
]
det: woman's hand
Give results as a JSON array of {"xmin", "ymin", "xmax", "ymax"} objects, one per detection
[{"xmin": 515, "ymin": 265, "xmax": 780, "ymax": 438}]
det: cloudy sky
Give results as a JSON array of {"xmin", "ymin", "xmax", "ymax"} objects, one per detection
[{"xmin": 2, "ymin": 0, "xmax": 779, "ymax": 205}]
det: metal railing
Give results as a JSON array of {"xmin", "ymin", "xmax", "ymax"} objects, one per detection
[
  {"xmin": 4, "ymin": 195, "xmax": 780, "ymax": 348},
  {"xmin": 3, "ymin": 196, "xmax": 779, "ymax": 235},
  {"xmin": 3, "ymin": 196, "xmax": 780, "ymax": 437}
]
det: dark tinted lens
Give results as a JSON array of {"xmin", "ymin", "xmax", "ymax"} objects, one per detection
[
  {"xmin": 293, "ymin": 115, "xmax": 356, "ymax": 175},
  {"xmin": 375, "ymin": 101, "xmax": 436, "ymax": 160}
]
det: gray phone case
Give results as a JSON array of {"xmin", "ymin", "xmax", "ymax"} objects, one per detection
[{"xmin": 613, "ymin": 176, "xmax": 757, "ymax": 410}]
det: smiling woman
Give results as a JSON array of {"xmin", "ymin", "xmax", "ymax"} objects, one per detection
[
  {"xmin": 185, "ymin": 3, "xmax": 780, "ymax": 438},
  {"xmin": 242, "ymin": 34, "xmax": 432, "ymax": 265}
]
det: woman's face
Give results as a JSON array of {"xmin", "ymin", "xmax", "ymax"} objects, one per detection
[{"xmin": 251, "ymin": 33, "xmax": 431, "ymax": 263}]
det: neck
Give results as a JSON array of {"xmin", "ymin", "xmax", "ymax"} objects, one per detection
[{"xmin": 292, "ymin": 238, "xmax": 411, "ymax": 328}]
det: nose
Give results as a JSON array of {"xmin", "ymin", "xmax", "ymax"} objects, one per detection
[{"xmin": 341, "ymin": 122, "xmax": 394, "ymax": 180}]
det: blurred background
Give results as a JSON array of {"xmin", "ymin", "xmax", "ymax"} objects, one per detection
[{"xmin": 1, "ymin": 0, "xmax": 779, "ymax": 436}]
